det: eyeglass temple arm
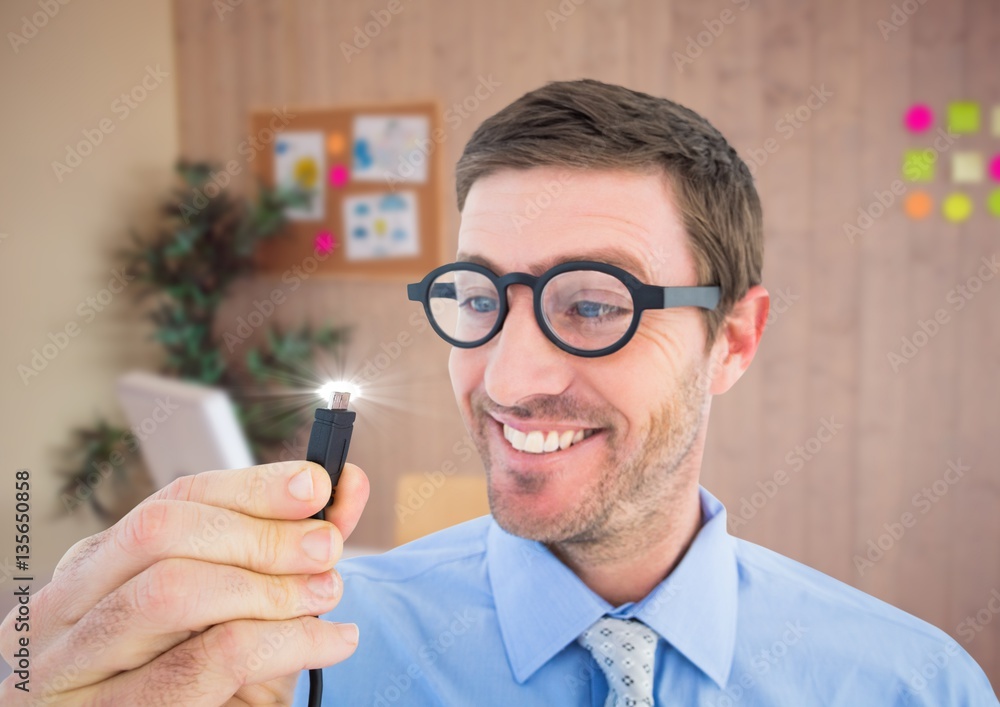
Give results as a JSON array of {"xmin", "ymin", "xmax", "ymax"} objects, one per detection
[
  {"xmin": 660, "ymin": 286, "xmax": 721, "ymax": 310},
  {"xmin": 430, "ymin": 282, "xmax": 456, "ymax": 299}
]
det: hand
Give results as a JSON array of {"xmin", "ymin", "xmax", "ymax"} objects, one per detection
[{"xmin": 0, "ymin": 460, "xmax": 370, "ymax": 706}]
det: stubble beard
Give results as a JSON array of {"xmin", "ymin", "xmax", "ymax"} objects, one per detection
[{"xmin": 472, "ymin": 359, "xmax": 708, "ymax": 562}]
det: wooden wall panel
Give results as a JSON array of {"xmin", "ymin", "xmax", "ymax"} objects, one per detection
[{"xmin": 172, "ymin": 0, "xmax": 1000, "ymax": 687}]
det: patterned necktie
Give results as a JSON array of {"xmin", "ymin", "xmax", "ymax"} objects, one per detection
[{"xmin": 577, "ymin": 616, "xmax": 658, "ymax": 707}]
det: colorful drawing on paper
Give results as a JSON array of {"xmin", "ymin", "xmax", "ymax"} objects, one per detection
[
  {"xmin": 343, "ymin": 191, "xmax": 420, "ymax": 261},
  {"xmin": 274, "ymin": 131, "xmax": 325, "ymax": 221},
  {"xmin": 351, "ymin": 115, "xmax": 430, "ymax": 184}
]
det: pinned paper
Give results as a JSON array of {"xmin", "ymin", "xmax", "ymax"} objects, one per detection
[
  {"xmin": 902, "ymin": 150, "xmax": 935, "ymax": 182},
  {"xmin": 904, "ymin": 104, "xmax": 933, "ymax": 133},
  {"xmin": 274, "ymin": 131, "xmax": 325, "ymax": 221},
  {"xmin": 904, "ymin": 191, "xmax": 933, "ymax": 220},
  {"xmin": 343, "ymin": 191, "xmax": 420, "ymax": 261},
  {"xmin": 329, "ymin": 164, "xmax": 350, "ymax": 188},
  {"xmin": 951, "ymin": 152, "xmax": 984, "ymax": 184},
  {"xmin": 352, "ymin": 115, "xmax": 431, "ymax": 184},
  {"xmin": 947, "ymin": 101, "xmax": 980, "ymax": 134},
  {"xmin": 992, "ymin": 107, "xmax": 1000, "ymax": 137},
  {"xmin": 942, "ymin": 193, "xmax": 973, "ymax": 223}
]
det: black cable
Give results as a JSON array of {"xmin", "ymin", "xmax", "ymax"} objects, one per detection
[{"xmin": 304, "ymin": 393, "xmax": 356, "ymax": 707}]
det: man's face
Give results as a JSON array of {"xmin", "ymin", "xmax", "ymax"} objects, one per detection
[{"xmin": 449, "ymin": 166, "xmax": 714, "ymax": 546}]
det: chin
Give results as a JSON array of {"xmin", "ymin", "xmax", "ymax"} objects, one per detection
[
  {"xmin": 483, "ymin": 458, "xmax": 607, "ymax": 544},
  {"xmin": 490, "ymin": 500, "xmax": 575, "ymax": 543}
]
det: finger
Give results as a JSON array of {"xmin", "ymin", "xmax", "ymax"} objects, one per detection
[
  {"xmin": 325, "ymin": 463, "xmax": 370, "ymax": 542},
  {"xmin": 53, "ymin": 460, "xmax": 333, "ymax": 583},
  {"xmin": 30, "ymin": 558, "xmax": 344, "ymax": 690},
  {"xmin": 147, "ymin": 460, "xmax": 334, "ymax": 520},
  {"xmin": 24, "ymin": 502, "xmax": 343, "ymax": 649},
  {"xmin": 70, "ymin": 617, "xmax": 359, "ymax": 707}
]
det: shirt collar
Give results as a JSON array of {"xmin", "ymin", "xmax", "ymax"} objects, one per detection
[{"xmin": 487, "ymin": 486, "xmax": 737, "ymax": 688}]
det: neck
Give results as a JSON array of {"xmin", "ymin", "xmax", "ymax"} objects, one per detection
[{"xmin": 547, "ymin": 482, "xmax": 702, "ymax": 606}]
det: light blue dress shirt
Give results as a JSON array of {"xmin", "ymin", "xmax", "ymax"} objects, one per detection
[{"xmin": 296, "ymin": 486, "xmax": 998, "ymax": 705}]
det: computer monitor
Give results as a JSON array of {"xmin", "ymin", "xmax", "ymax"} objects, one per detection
[{"xmin": 116, "ymin": 371, "xmax": 255, "ymax": 490}]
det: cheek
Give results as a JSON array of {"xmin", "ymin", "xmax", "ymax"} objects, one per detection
[
  {"xmin": 448, "ymin": 348, "xmax": 481, "ymax": 404},
  {"xmin": 602, "ymin": 326, "xmax": 693, "ymax": 415},
  {"xmin": 634, "ymin": 313, "xmax": 702, "ymax": 367}
]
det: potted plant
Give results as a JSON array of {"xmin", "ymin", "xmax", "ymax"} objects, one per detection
[{"xmin": 58, "ymin": 162, "xmax": 348, "ymax": 521}]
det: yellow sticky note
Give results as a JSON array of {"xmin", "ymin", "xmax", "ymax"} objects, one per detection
[
  {"xmin": 952, "ymin": 152, "xmax": 984, "ymax": 184},
  {"xmin": 992, "ymin": 106, "xmax": 1000, "ymax": 137},
  {"xmin": 942, "ymin": 193, "xmax": 973, "ymax": 223}
]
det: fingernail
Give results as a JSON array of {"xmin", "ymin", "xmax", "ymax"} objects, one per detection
[
  {"xmin": 307, "ymin": 570, "xmax": 342, "ymax": 598},
  {"xmin": 288, "ymin": 468, "xmax": 314, "ymax": 501},
  {"xmin": 336, "ymin": 622, "xmax": 359, "ymax": 645},
  {"xmin": 301, "ymin": 528, "xmax": 333, "ymax": 562}
]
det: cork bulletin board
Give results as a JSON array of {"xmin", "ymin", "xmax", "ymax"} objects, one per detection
[{"xmin": 249, "ymin": 101, "xmax": 445, "ymax": 279}]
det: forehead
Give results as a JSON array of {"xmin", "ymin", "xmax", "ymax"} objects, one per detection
[{"xmin": 456, "ymin": 166, "xmax": 696, "ymax": 283}]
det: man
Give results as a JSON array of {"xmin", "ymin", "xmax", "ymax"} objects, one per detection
[
  {"xmin": 1, "ymin": 80, "xmax": 995, "ymax": 706},
  {"xmin": 301, "ymin": 80, "xmax": 997, "ymax": 705}
]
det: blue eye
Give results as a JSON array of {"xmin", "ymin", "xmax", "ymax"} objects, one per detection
[
  {"xmin": 573, "ymin": 301, "xmax": 624, "ymax": 318},
  {"xmin": 461, "ymin": 296, "xmax": 498, "ymax": 313}
]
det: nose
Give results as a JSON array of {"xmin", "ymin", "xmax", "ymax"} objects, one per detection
[{"xmin": 483, "ymin": 285, "xmax": 573, "ymax": 408}]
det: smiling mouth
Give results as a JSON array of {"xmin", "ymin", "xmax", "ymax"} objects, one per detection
[{"xmin": 501, "ymin": 423, "xmax": 599, "ymax": 454}]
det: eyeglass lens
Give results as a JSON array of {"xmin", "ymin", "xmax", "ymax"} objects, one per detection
[{"xmin": 427, "ymin": 268, "xmax": 635, "ymax": 352}]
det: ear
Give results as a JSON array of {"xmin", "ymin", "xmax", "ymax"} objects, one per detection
[{"xmin": 708, "ymin": 285, "xmax": 770, "ymax": 395}]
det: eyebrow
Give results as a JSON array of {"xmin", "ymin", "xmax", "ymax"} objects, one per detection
[{"xmin": 455, "ymin": 247, "xmax": 653, "ymax": 281}]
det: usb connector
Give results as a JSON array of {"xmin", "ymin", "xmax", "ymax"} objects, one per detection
[
  {"xmin": 304, "ymin": 388, "xmax": 357, "ymax": 707},
  {"xmin": 328, "ymin": 390, "xmax": 351, "ymax": 411},
  {"xmin": 306, "ymin": 392, "xmax": 356, "ymax": 500}
]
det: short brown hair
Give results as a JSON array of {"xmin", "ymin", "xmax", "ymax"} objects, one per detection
[{"xmin": 455, "ymin": 78, "xmax": 763, "ymax": 351}]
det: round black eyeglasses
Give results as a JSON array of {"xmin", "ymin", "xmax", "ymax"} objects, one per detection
[{"xmin": 406, "ymin": 261, "xmax": 721, "ymax": 358}]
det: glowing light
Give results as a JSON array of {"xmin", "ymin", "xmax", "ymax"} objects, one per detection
[{"xmin": 317, "ymin": 380, "xmax": 362, "ymax": 404}]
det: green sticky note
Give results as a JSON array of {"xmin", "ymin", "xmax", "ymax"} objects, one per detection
[
  {"xmin": 988, "ymin": 189, "xmax": 1000, "ymax": 218},
  {"xmin": 947, "ymin": 101, "xmax": 980, "ymax": 134},
  {"xmin": 903, "ymin": 149, "xmax": 935, "ymax": 182}
]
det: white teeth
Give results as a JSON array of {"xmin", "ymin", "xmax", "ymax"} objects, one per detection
[
  {"xmin": 503, "ymin": 424, "xmax": 594, "ymax": 454},
  {"xmin": 524, "ymin": 430, "xmax": 545, "ymax": 453}
]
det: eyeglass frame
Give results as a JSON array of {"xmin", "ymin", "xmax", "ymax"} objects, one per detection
[{"xmin": 406, "ymin": 260, "xmax": 722, "ymax": 358}]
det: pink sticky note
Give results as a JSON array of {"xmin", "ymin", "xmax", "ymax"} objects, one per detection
[
  {"xmin": 904, "ymin": 104, "xmax": 934, "ymax": 133},
  {"xmin": 989, "ymin": 154, "xmax": 1000, "ymax": 182},
  {"xmin": 329, "ymin": 164, "xmax": 349, "ymax": 188},
  {"xmin": 314, "ymin": 231, "xmax": 338, "ymax": 254}
]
